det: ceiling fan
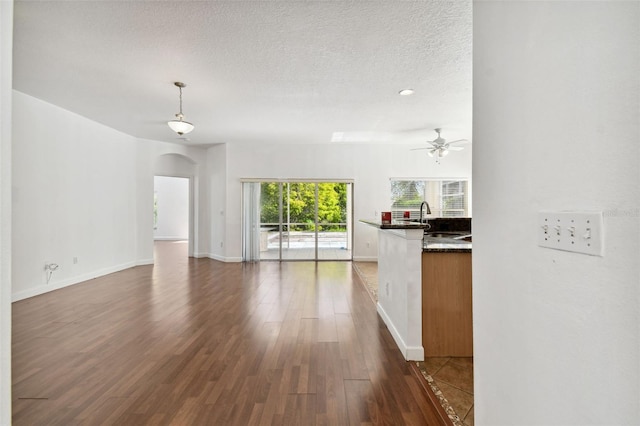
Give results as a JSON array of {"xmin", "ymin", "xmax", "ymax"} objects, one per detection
[{"xmin": 411, "ymin": 128, "xmax": 469, "ymax": 162}]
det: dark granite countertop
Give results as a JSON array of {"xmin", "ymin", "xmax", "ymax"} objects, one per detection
[{"xmin": 360, "ymin": 218, "xmax": 471, "ymax": 252}]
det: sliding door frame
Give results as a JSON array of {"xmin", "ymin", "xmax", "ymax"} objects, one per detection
[{"xmin": 241, "ymin": 178, "xmax": 354, "ymax": 262}]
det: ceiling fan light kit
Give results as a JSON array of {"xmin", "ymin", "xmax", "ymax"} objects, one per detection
[
  {"xmin": 411, "ymin": 128, "xmax": 469, "ymax": 163},
  {"xmin": 168, "ymin": 82, "xmax": 194, "ymax": 136},
  {"xmin": 428, "ymin": 148, "xmax": 449, "ymax": 158}
]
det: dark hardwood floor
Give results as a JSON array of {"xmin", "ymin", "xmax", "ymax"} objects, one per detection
[{"xmin": 12, "ymin": 241, "xmax": 448, "ymax": 425}]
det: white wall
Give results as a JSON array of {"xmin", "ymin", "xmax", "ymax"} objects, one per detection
[
  {"xmin": 12, "ymin": 91, "xmax": 139, "ymax": 301},
  {"xmin": 135, "ymin": 141, "xmax": 209, "ymax": 262},
  {"xmin": 473, "ymin": 2, "xmax": 639, "ymax": 424},
  {"xmin": 218, "ymin": 142, "xmax": 472, "ymax": 261},
  {"xmin": 207, "ymin": 144, "xmax": 228, "ymax": 261},
  {"xmin": 11, "ymin": 92, "xmax": 210, "ymax": 300},
  {"xmin": 154, "ymin": 176, "xmax": 189, "ymax": 240},
  {"xmin": 0, "ymin": 0, "xmax": 13, "ymax": 423}
]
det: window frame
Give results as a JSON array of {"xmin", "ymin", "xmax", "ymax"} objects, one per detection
[{"xmin": 389, "ymin": 178, "xmax": 469, "ymax": 219}]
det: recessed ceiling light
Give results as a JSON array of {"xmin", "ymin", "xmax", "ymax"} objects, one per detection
[{"xmin": 398, "ymin": 89, "xmax": 415, "ymax": 96}]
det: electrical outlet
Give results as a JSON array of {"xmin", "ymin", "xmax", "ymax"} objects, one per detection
[
  {"xmin": 538, "ymin": 211, "xmax": 603, "ymax": 256},
  {"xmin": 73, "ymin": 257, "xmax": 78, "ymax": 264},
  {"xmin": 385, "ymin": 282, "xmax": 390, "ymax": 298},
  {"xmin": 44, "ymin": 262, "xmax": 59, "ymax": 271}
]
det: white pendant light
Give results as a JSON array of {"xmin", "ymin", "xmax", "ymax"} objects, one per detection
[{"xmin": 167, "ymin": 82, "xmax": 194, "ymax": 135}]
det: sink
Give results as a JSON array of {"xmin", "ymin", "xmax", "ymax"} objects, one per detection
[{"xmin": 402, "ymin": 219, "xmax": 431, "ymax": 229}]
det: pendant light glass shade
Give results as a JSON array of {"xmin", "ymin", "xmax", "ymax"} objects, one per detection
[
  {"xmin": 167, "ymin": 118, "xmax": 194, "ymax": 135},
  {"xmin": 168, "ymin": 82, "xmax": 194, "ymax": 136}
]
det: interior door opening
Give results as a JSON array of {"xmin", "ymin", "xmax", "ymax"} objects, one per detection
[
  {"xmin": 242, "ymin": 181, "xmax": 353, "ymax": 261},
  {"xmin": 154, "ymin": 175, "xmax": 191, "ymax": 256}
]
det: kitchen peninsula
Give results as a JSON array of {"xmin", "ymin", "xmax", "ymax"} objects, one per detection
[{"xmin": 360, "ymin": 219, "xmax": 472, "ymax": 361}]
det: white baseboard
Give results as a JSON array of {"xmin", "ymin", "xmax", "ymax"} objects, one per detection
[
  {"xmin": 136, "ymin": 258, "xmax": 154, "ymax": 266},
  {"xmin": 405, "ymin": 345, "xmax": 424, "ymax": 361},
  {"xmin": 153, "ymin": 237, "xmax": 188, "ymax": 241},
  {"xmin": 192, "ymin": 252, "xmax": 208, "ymax": 258},
  {"xmin": 376, "ymin": 302, "xmax": 424, "ymax": 361},
  {"xmin": 352, "ymin": 256, "xmax": 378, "ymax": 262},
  {"xmin": 208, "ymin": 253, "xmax": 242, "ymax": 263},
  {"xmin": 12, "ymin": 261, "xmax": 136, "ymax": 302}
]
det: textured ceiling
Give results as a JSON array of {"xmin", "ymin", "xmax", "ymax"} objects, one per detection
[{"xmin": 13, "ymin": 1, "xmax": 472, "ymax": 147}]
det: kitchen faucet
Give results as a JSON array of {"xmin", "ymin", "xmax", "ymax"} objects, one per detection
[{"xmin": 419, "ymin": 201, "xmax": 431, "ymax": 224}]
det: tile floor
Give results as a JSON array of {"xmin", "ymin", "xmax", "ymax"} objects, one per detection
[
  {"xmin": 419, "ymin": 357, "xmax": 474, "ymax": 426},
  {"xmin": 353, "ymin": 261, "xmax": 474, "ymax": 426}
]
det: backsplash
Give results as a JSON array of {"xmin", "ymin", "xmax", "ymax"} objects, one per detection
[{"xmin": 427, "ymin": 217, "xmax": 472, "ymax": 233}]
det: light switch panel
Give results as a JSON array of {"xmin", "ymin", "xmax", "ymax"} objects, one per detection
[{"xmin": 538, "ymin": 211, "xmax": 604, "ymax": 256}]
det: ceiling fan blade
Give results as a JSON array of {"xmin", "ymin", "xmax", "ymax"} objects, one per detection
[
  {"xmin": 410, "ymin": 147, "xmax": 430, "ymax": 151},
  {"xmin": 447, "ymin": 146, "xmax": 464, "ymax": 151},
  {"xmin": 447, "ymin": 139, "xmax": 469, "ymax": 145}
]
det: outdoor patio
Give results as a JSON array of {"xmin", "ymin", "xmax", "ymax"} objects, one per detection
[{"xmin": 260, "ymin": 230, "xmax": 351, "ymax": 260}]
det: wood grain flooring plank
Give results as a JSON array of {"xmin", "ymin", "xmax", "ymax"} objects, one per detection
[
  {"xmin": 74, "ymin": 396, "xmax": 132, "ymax": 425},
  {"xmin": 12, "ymin": 241, "xmax": 449, "ymax": 426},
  {"xmin": 344, "ymin": 378, "xmax": 382, "ymax": 425}
]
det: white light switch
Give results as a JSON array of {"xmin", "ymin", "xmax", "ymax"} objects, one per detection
[{"xmin": 538, "ymin": 211, "xmax": 604, "ymax": 256}]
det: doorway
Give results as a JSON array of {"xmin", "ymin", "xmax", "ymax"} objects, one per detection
[
  {"xmin": 242, "ymin": 181, "xmax": 353, "ymax": 261},
  {"xmin": 154, "ymin": 176, "xmax": 191, "ymax": 255},
  {"xmin": 153, "ymin": 153, "xmax": 198, "ymax": 258}
]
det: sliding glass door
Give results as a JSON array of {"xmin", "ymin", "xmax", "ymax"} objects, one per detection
[{"xmin": 242, "ymin": 181, "xmax": 352, "ymax": 261}]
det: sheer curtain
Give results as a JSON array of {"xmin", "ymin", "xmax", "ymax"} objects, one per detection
[{"xmin": 242, "ymin": 182, "xmax": 261, "ymax": 261}]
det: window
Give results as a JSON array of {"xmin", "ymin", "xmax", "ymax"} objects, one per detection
[
  {"xmin": 441, "ymin": 180, "xmax": 467, "ymax": 217},
  {"xmin": 390, "ymin": 179, "xmax": 469, "ymax": 219}
]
